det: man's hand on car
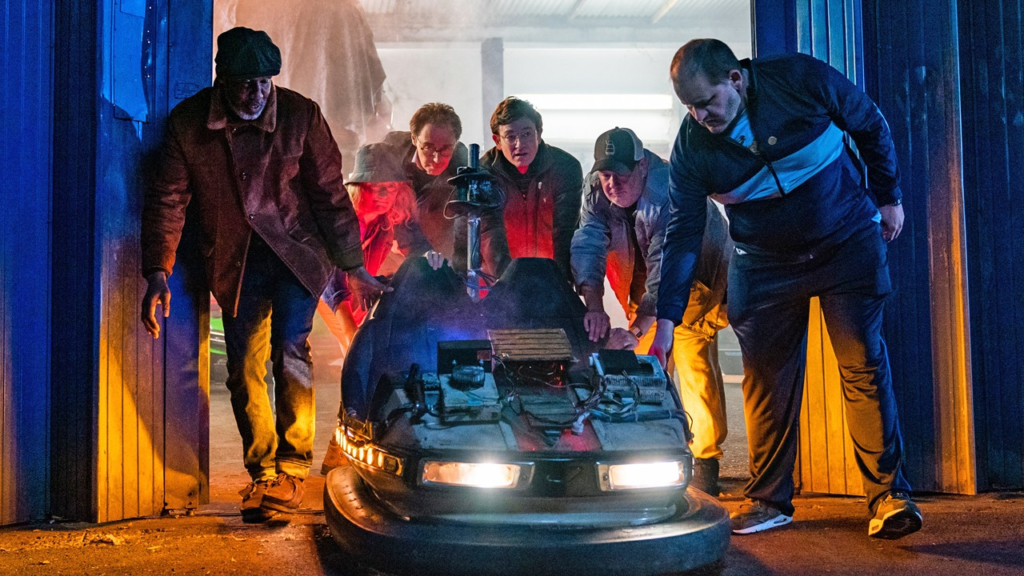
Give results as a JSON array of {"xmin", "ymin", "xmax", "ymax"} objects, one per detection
[
  {"xmin": 424, "ymin": 250, "xmax": 446, "ymax": 270},
  {"xmin": 606, "ymin": 328, "xmax": 640, "ymax": 350},
  {"xmin": 580, "ymin": 285, "xmax": 610, "ymax": 342},
  {"xmin": 347, "ymin": 266, "xmax": 392, "ymax": 311},
  {"xmin": 648, "ymin": 319, "xmax": 675, "ymax": 369}
]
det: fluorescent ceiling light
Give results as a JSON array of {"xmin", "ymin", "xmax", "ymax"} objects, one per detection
[
  {"xmin": 540, "ymin": 110, "xmax": 676, "ymax": 143},
  {"xmin": 517, "ymin": 94, "xmax": 673, "ymax": 110}
]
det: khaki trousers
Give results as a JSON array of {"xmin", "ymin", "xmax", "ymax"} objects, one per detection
[{"xmin": 637, "ymin": 316, "xmax": 728, "ymax": 460}]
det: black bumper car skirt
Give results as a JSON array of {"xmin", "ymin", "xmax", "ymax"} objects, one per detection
[{"xmin": 324, "ymin": 464, "xmax": 730, "ymax": 576}]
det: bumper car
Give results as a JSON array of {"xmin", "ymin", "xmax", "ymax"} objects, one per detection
[{"xmin": 322, "ymin": 256, "xmax": 730, "ymax": 575}]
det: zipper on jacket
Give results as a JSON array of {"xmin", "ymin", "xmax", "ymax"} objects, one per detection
[
  {"xmin": 732, "ymin": 63, "xmax": 786, "ymax": 197},
  {"xmin": 762, "ymin": 156, "xmax": 785, "ymax": 195},
  {"xmin": 724, "ymin": 136, "xmax": 786, "ymax": 196}
]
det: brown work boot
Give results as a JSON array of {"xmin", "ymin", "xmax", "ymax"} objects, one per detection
[
  {"xmin": 239, "ymin": 479, "xmax": 276, "ymax": 523},
  {"xmin": 691, "ymin": 458, "xmax": 721, "ymax": 497},
  {"xmin": 261, "ymin": 473, "xmax": 305, "ymax": 513},
  {"xmin": 321, "ymin": 434, "xmax": 345, "ymax": 475}
]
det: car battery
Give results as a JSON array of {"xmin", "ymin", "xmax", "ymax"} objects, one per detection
[
  {"xmin": 437, "ymin": 340, "xmax": 492, "ymax": 375},
  {"xmin": 438, "ymin": 371, "xmax": 502, "ymax": 425},
  {"xmin": 592, "ymin": 350, "xmax": 669, "ymax": 405}
]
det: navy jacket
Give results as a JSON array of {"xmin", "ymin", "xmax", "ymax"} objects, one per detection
[{"xmin": 657, "ymin": 53, "xmax": 902, "ymax": 322}]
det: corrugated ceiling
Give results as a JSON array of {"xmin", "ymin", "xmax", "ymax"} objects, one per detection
[{"xmin": 359, "ymin": 0, "xmax": 749, "ymax": 21}]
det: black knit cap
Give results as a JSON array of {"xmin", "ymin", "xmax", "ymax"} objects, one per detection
[{"xmin": 215, "ymin": 27, "xmax": 281, "ymax": 79}]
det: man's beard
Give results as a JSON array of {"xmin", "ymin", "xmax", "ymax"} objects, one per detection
[{"xmin": 230, "ymin": 102, "xmax": 266, "ymax": 121}]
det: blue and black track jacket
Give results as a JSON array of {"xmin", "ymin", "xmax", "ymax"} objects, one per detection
[{"xmin": 656, "ymin": 53, "xmax": 902, "ymax": 323}]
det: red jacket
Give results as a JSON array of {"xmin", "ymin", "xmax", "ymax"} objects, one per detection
[
  {"xmin": 321, "ymin": 215, "xmax": 432, "ymax": 312},
  {"xmin": 453, "ymin": 142, "xmax": 582, "ymax": 278},
  {"xmin": 141, "ymin": 85, "xmax": 364, "ymax": 316}
]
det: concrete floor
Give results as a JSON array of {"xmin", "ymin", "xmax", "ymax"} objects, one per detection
[
  {"xmin": 3, "ymin": 322, "xmax": 1023, "ymax": 574},
  {"xmin": 3, "ymin": 474, "xmax": 1022, "ymax": 575}
]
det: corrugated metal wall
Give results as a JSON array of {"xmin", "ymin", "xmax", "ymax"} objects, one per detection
[
  {"xmin": 790, "ymin": 0, "xmax": 871, "ymax": 498},
  {"xmin": 156, "ymin": 0, "xmax": 215, "ymax": 515},
  {"xmin": 93, "ymin": 0, "xmax": 169, "ymax": 522},
  {"xmin": 93, "ymin": 0, "xmax": 213, "ymax": 522},
  {"xmin": 959, "ymin": 0, "xmax": 1024, "ymax": 490},
  {"xmin": 50, "ymin": 0, "xmax": 214, "ymax": 523},
  {"xmin": 51, "ymin": 0, "xmax": 100, "ymax": 523},
  {"xmin": 0, "ymin": 0, "xmax": 53, "ymax": 524},
  {"xmin": 864, "ymin": 0, "xmax": 975, "ymax": 493},
  {"xmin": 793, "ymin": 0, "xmax": 864, "ymax": 83}
]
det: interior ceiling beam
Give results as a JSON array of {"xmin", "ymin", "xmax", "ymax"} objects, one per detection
[
  {"xmin": 652, "ymin": 0, "xmax": 680, "ymax": 24},
  {"xmin": 362, "ymin": 14, "xmax": 731, "ymax": 44},
  {"xmin": 567, "ymin": 0, "xmax": 588, "ymax": 20}
]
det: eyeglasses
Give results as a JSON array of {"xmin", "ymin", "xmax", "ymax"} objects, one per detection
[
  {"xmin": 498, "ymin": 129, "xmax": 536, "ymax": 146},
  {"xmin": 415, "ymin": 141, "xmax": 455, "ymax": 159}
]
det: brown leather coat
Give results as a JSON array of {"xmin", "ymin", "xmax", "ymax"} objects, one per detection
[{"xmin": 142, "ymin": 85, "xmax": 364, "ymax": 316}]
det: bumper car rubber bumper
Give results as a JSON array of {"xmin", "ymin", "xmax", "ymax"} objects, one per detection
[{"xmin": 324, "ymin": 464, "xmax": 731, "ymax": 576}]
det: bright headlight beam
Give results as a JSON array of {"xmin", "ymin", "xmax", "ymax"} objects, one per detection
[
  {"xmin": 422, "ymin": 461, "xmax": 521, "ymax": 489},
  {"xmin": 606, "ymin": 461, "xmax": 686, "ymax": 490}
]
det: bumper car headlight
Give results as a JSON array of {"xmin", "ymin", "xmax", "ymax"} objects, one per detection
[
  {"xmin": 599, "ymin": 461, "xmax": 688, "ymax": 491},
  {"xmin": 422, "ymin": 461, "xmax": 522, "ymax": 489}
]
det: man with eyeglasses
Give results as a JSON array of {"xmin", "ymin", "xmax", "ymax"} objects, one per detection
[
  {"xmin": 571, "ymin": 127, "xmax": 732, "ymax": 497},
  {"xmin": 456, "ymin": 96, "xmax": 583, "ymax": 279},
  {"xmin": 380, "ymin": 103, "xmax": 468, "ymax": 262}
]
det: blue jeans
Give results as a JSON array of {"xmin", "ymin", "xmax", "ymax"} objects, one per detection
[
  {"xmin": 728, "ymin": 223, "xmax": 912, "ymax": 515},
  {"xmin": 222, "ymin": 236, "xmax": 318, "ymax": 481}
]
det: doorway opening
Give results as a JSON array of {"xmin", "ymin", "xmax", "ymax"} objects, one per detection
[{"xmin": 206, "ymin": 0, "xmax": 752, "ymax": 506}]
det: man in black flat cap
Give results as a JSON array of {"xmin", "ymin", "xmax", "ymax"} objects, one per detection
[{"xmin": 141, "ymin": 27, "xmax": 386, "ymax": 522}]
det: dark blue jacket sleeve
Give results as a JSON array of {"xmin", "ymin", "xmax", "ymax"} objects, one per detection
[
  {"xmin": 811, "ymin": 57, "xmax": 902, "ymax": 206},
  {"xmin": 656, "ymin": 125, "xmax": 708, "ymax": 324}
]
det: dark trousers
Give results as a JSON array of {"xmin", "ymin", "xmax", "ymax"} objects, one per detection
[
  {"xmin": 222, "ymin": 237, "xmax": 318, "ymax": 481},
  {"xmin": 728, "ymin": 223, "xmax": 912, "ymax": 516}
]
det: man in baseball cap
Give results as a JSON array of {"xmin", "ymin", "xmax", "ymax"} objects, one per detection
[
  {"xmin": 591, "ymin": 126, "xmax": 645, "ymax": 174},
  {"xmin": 571, "ymin": 127, "xmax": 733, "ymax": 497}
]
